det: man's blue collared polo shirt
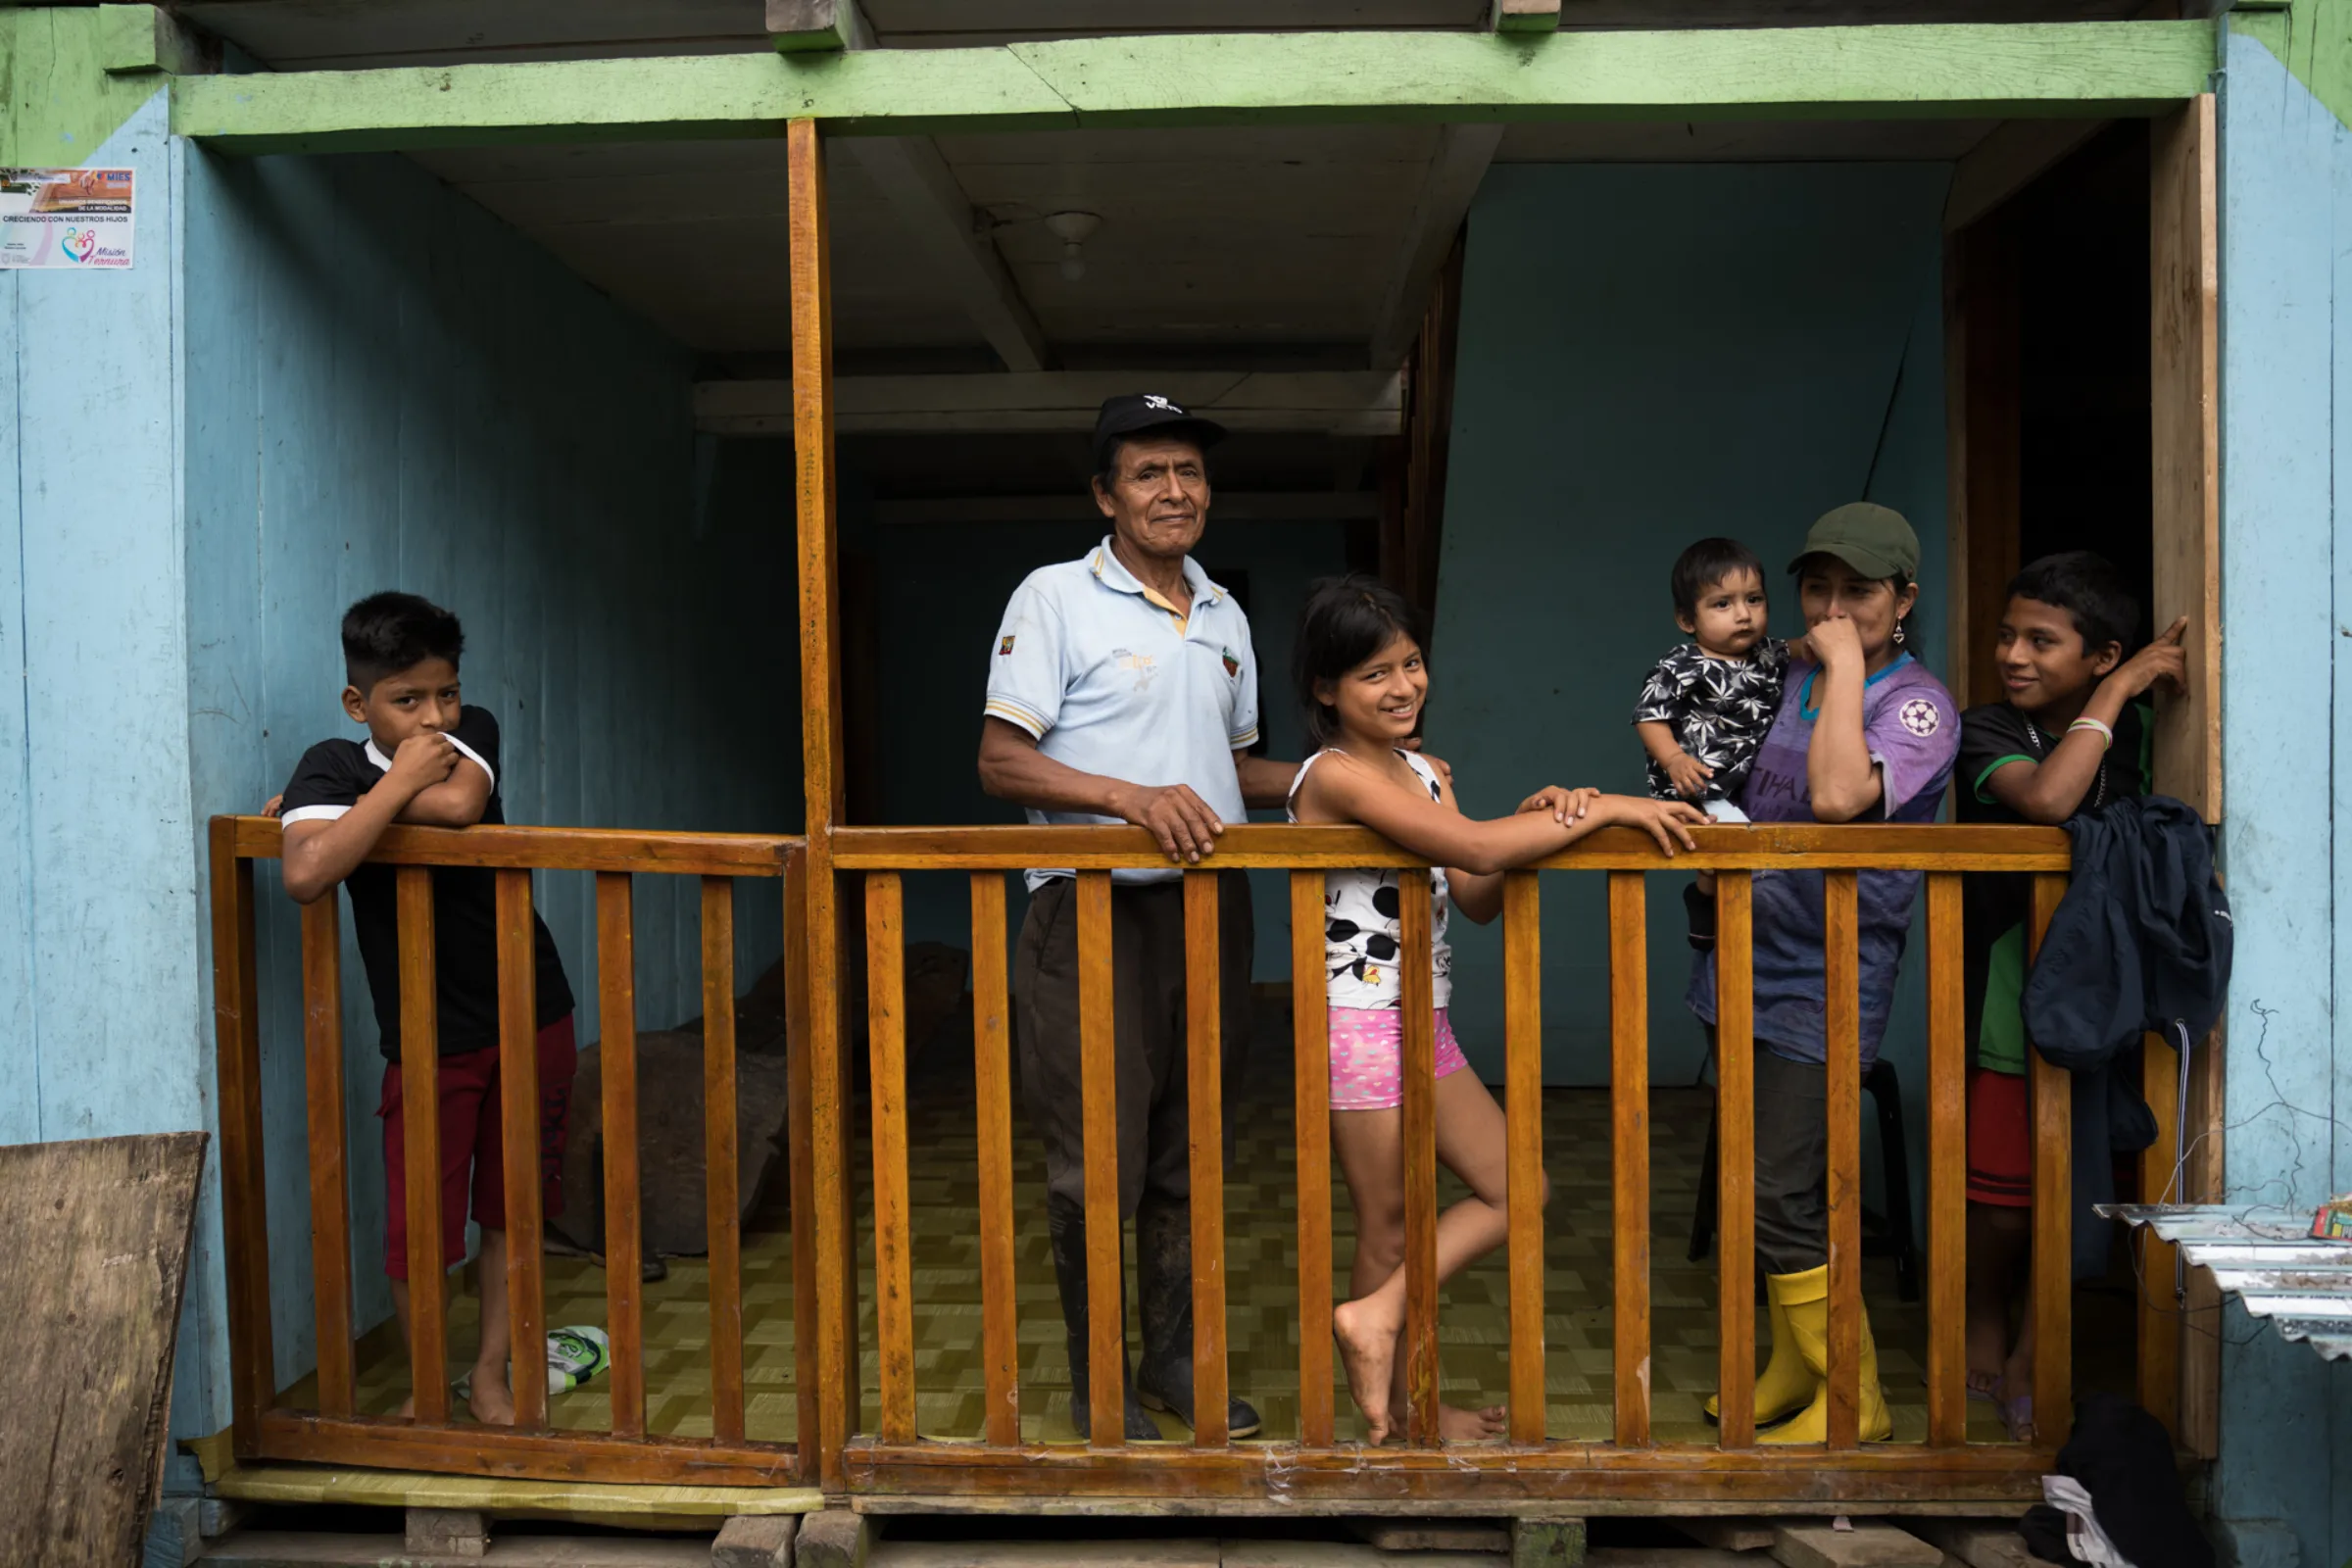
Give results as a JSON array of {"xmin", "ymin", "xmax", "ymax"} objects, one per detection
[{"xmin": 985, "ymin": 537, "xmax": 1260, "ymax": 888}]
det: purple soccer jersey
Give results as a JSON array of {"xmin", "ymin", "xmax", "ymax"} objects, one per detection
[{"xmin": 1688, "ymin": 654, "xmax": 1959, "ymax": 1065}]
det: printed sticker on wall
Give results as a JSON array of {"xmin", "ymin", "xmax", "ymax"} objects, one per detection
[{"xmin": 0, "ymin": 169, "xmax": 134, "ymax": 270}]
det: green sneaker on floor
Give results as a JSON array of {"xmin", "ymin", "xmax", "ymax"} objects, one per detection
[{"xmin": 546, "ymin": 1325, "xmax": 611, "ymax": 1394}]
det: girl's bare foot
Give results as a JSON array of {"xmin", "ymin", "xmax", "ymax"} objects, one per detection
[
  {"xmin": 467, "ymin": 1371, "xmax": 517, "ymax": 1426},
  {"xmin": 1333, "ymin": 1296, "xmax": 1404, "ymax": 1444},
  {"xmin": 1964, "ymin": 1308, "xmax": 2006, "ymax": 1397},
  {"xmin": 1438, "ymin": 1401, "xmax": 1507, "ymax": 1442},
  {"xmin": 396, "ymin": 1395, "xmax": 416, "ymax": 1419}
]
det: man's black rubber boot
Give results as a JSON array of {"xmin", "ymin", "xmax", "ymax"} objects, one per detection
[
  {"xmin": 1049, "ymin": 1208, "xmax": 1156, "ymax": 1442},
  {"xmin": 1133, "ymin": 1199, "xmax": 1263, "ymax": 1440},
  {"xmin": 1684, "ymin": 879, "xmax": 1718, "ymax": 952}
]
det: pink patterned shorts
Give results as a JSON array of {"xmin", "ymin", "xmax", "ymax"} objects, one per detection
[{"xmin": 1328, "ymin": 1005, "xmax": 1471, "ymax": 1111}]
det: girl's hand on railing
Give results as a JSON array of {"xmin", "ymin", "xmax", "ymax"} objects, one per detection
[
  {"xmin": 1601, "ymin": 795, "xmax": 1707, "ymax": 856},
  {"xmin": 1515, "ymin": 785, "xmax": 1599, "ymax": 825}
]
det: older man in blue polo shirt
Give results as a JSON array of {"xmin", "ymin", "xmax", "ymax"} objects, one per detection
[{"xmin": 980, "ymin": 394, "xmax": 1298, "ymax": 1442}]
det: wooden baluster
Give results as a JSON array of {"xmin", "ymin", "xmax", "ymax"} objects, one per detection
[
  {"xmin": 784, "ymin": 852, "xmax": 819, "ymax": 1472},
  {"xmin": 300, "ymin": 898, "xmax": 355, "ymax": 1420},
  {"xmin": 2029, "ymin": 872, "xmax": 2073, "ymax": 1445},
  {"xmin": 395, "ymin": 866, "xmax": 449, "ymax": 1424},
  {"xmin": 2137, "ymin": 1027, "xmax": 2182, "ymax": 1440},
  {"xmin": 210, "ymin": 822, "xmax": 274, "ymax": 1450},
  {"xmin": 970, "ymin": 872, "xmax": 1022, "ymax": 1447},
  {"xmin": 1713, "ymin": 872, "xmax": 1755, "ymax": 1449},
  {"xmin": 1183, "ymin": 871, "xmax": 1230, "ymax": 1447},
  {"xmin": 1824, "ymin": 870, "xmax": 1863, "ymax": 1449},
  {"xmin": 704, "ymin": 877, "xmax": 746, "ymax": 1446},
  {"xmin": 1503, "ymin": 872, "xmax": 1546, "ymax": 1446},
  {"xmin": 864, "ymin": 871, "xmax": 914, "ymax": 1445},
  {"xmin": 1075, "ymin": 871, "xmax": 1124, "ymax": 1448},
  {"xmin": 1925, "ymin": 873, "xmax": 1967, "ymax": 1446},
  {"xmin": 1291, "ymin": 871, "xmax": 1336, "ymax": 1448},
  {"xmin": 1609, "ymin": 871, "xmax": 1650, "ymax": 1448},
  {"xmin": 494, "ymin": 870, "xmax": 547, "ymax": 1430},
  {"xmin": 1398, "ymin": 870, "xmax": 1441, "ymax": 1446},
  {"xmin": 596, "ymin": 872, "xmax": 645, "ymax": 1439}
]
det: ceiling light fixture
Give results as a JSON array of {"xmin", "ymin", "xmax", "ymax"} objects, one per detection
[{"xmin": 1044, "ymin": 211, "xmax": 1102, "ymax": 281}]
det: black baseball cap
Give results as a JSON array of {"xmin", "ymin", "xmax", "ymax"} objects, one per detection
[{"xmin": 1092, "ymin": 393, "xmax": 1226, "ymax": 473}]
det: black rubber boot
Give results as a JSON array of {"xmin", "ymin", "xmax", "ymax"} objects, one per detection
[
  {"xmin": 1132, "ymin": 1198, "xmax": 1262, "ymax": 1439},
  {"xmin": 1048, "ymin": 1207, "xmax": 1155, "ymax": 1442}
]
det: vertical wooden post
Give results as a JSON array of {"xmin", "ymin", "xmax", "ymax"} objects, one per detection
[
  {"xmin": 2137, "ymin": 1029, "xmax": 2182, "ymax": 1441},
  {"xmin": 395, "ymin": 866, "xmax": 449, "ymax": 1424},
  {"xmin": 1925, "ymin": 873, "xmax": 1968, "ymax": 1447},
  {"xmin": 299, "ymin": 897, "xmax": 355, "ymax": 1420},
  {"xmin": 1182, "ymin": 871, "xmax": 1230, "ymax": 1447},
  {"xmin": 1075, "ymin": 871, "xmax": 1124, "ymax": 1449},
  {"xmin": 970, "ymin": 872, "xmax": 1022, "ymax": 1448},
  {"xmin": 1823, "ymin": 871, "xmax": 1863, "ymax": 1450},
  {"xmin": 789, "ymin": 113, "xmax": 858, "ymax": 1485},
  {"xmin": 865, "ymin": 872, "xmax": 914, "ymax": 1446},
  {"xmin": 494, "ymin": 870, "xmax": 547, "ymax": 1431},
  {"xmin": 703, "ymin": 877, "xmax": 746, "ymax": 1446},
  {"xmin": 596, "ymin": 872, "xmax": 645, "ymax": 1440},
  {"xmin": 783, "ymin": 852, "xmax": 820, "ymax": 1473},
  {"xmin": 1398, "ymin": 871, "xmax": 1441, "ymax": 1446},
  {"xmin": 1943, "ymin": 211, "xmax": 2021, "ymax": 711},
  {"xmin": 1713, "ymin": 872, "xmax": 1755, "ymax": 1450},
  {"xmin": 1608, "ymin": 871, "xmax": 1649, "ymax": 1448},
  {"xmin": 1291, "ymin": 871, "xmax": 1335, "ymax": 1448},
  {"xmin": 1503, "ymin": 871, "xmax": 1546, "ymax": 1446},
  {"xmin": 2028, "ymin": 873, "xmax": 2073, "ymax": 1446},
  {"xmin": 210, "ymin": 822, "xmax": 274, "ymax": 1451}
]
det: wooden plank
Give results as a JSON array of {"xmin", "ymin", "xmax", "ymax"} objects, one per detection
[
  {"xmin": 254, "ymin": 1411, "xmax": 802, "ymax": 1488},
  {"xmin": 1494, "ymin": 0, "xmax": 1564, "ymax": 31},
  {"xmin": 840, "ymin": 137, "xmax": 1050, "ymax": 372},
  {"xmin": 1679, "ymin": 1521, "xmax": 1778, "ymax": 1551},
  {"xmin": 865, "ymin": 872, "xmax": 916, "ymax": 1446},
  {"xmin": 1368, "ymin": 123, "xmax": 1501, "ymax": 371},
  {"xmin": 1502, "ymin": 871, "xmax": 1546, "ymax": 1445},
  {"xmin": 1182, "ymin": 871, "xmax": 1230, "ymax": 1447},
  {"xmin": 704, "ymin": 877, "xmax": 747, "ymax": 1446},
  {"xmin": 1942, "ymin": 210, "xmax": 2021, "ymax": 712},
  {"xmin": 1924, "ymin": 873, "xmax": 1967, "ymax": 1448},
  {"xmin": 226, "ymin": 816, "xmax": 798, "ymax": 877},
  {"xmin": 1941, "ymin": 117, "xmax": 2104, "ymax": 232},
  {"xmin": 1291, "ymin": 871, "xmax": 1336, "ymax": 1449},
  {"xmin": 2027, "ymin": 873, "xmax": 2072, "ymax": 1445},
  {"xmin": 1823, "ymin": 870, "xmax": 1863, "ymax": 1450},
  {"xmin": 495, "ymin": 869, "xmax": 548, "ymax": 1431},
  {"xmin": 789, "ymin": 114, "xmax": 858, "ymax": 1491},
  {"xmin": 769, "ymin": 0, "xmax": 875, "ymax": 52},
  {"xmin": 210, "ymin": 823, "xmax": 274, "ymax": 1451},
  {"xmin": 595, "ymin": 873, "xmax": 646, "ymax": 1440},
  {"xmin": 396, "ymin": 864, "xmax": 450, "ymax": 1425},
  {"xmin": 0, "ymin": 1133, "xmax": 208, "ymax": 1563},
  {"xmin": 1076, "ymin": 870, "xmax": 1125, "ymax": 1448},
  {"xmin": 2136, "ymin": 1031, "xmax": 2181, "ymax": 1442},
  {"xmin": 299, "ymin": 896, "xmax": 356, "ymax": 1420},
  {"xmin": 970, "ymin": 872, "xmax": 1022, "ymax": 1449},
  {"xmin": 2149, "ymin": 94, "xmax": 2220, "ymax": 821},
  {"xmin": 2178, "ymin": 1021, "xmax": 2223, "ymax": 1459},
  {"xmin": 784, "ymin": 852, "xmax": 820, "ymax": 1477},
  {"xmin": 827, "ymin": 821, "xmax": 2074, "ymax": 874},
  {"xmin": 1713, "ymin": 872, "xmax": 1756, "ymax": 1450},
  {"xmin": 1398, "ymin": 871, "xmax": 1441, "ymax": 1446},
  {"xmin": 172, "ymin": 24, "xmax": 2220, "ymax": 155},
  {"xmin": 1771, "ymin": 1520, "xmax": 1942, "ymax": 1568},
  {"xmin": 1608, "ymin": 871, "xmax": 1650, "ymax": 1448}
]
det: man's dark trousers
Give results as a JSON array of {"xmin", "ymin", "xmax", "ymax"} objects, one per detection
[{"xmin": 1013, "ymin": 870, "xmax": 1253, "ymax": 1427}]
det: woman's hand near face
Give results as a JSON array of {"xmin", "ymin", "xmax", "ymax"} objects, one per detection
[{"xmin": 1807, "ymin": 614, "xmax": 1865, "ymax": 671}]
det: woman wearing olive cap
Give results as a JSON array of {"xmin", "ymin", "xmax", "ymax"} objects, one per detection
[{"xmin": 1689, "ymin": 503, "xmax": 1959, "ymax": 1444}]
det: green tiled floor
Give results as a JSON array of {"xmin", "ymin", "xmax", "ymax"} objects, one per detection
[{"xmin": 325, "ymin": 1013, "xmax": 2013, "ymax": 1447}]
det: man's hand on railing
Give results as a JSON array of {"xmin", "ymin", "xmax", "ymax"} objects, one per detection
[{"xmin": 1106, "ymin": 780, "xmax": 1225, "ymax": 865}]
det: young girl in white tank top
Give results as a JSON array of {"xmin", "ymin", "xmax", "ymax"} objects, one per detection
[{"xmin": 1289, "ymin": 575, "xmax": 1705, "ymax": 1444}]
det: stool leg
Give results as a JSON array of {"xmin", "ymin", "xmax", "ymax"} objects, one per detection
[{"xmin": 1868, "ymin": 1058, "xmax": 1919, "ymax": 1303}]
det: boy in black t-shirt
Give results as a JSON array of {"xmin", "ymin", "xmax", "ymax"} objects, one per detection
[
  {"xmin": 1953, "ymin": 552, "xmax": 2184, "ymax": 1441},
  {"xmin": 276, "ymin": 592, "xmax": 577, "ymax": 1426}
]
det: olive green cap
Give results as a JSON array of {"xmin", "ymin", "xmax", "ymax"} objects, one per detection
[{"xmin": 1788, "ymin": 502, "xmax": 1920, "ymax": 581}]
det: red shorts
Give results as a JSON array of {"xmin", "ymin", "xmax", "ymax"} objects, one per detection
[
  {"xmin": 380, "ymin": 1014, "xmax": 577, "ymax": 1280},
  {"xmin": 1965, "ymin": 1067, "xmax": 2033, "ymax": 1208}
]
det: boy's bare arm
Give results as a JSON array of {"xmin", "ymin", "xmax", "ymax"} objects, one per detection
[
  {"xmin": 280, "ymin": 735, "xmax": 458, "ymax": 903},
  {"xmin": 1984, "ymin": 616, "xmax": 2188, "ymax": 824},
  {"xmin": 397, "ymin": 755, "xmax": 494, "ymax": 828}
]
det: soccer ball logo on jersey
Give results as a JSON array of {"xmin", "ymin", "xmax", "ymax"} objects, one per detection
[{"xmin": 1898, "ymin": 698, "xmax": 1941, "ymax": 737}]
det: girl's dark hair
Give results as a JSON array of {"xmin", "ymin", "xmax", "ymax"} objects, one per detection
[
  {"xmin": 1294, "ymin": 574, "xmax": 1427, "ymax": 750},
  {"xmin": 2006, "ymin": 550, "xmax": 2137, "ymax": 654},
  {"xmin": 341, "ymin": 591, "xmax": 465, "ymax": 692},
  {"xmin": 1670, "ymin": 537, "xmax": 1766, "ymax": 618}
]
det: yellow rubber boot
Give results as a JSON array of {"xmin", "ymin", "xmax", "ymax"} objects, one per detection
[
  {"xmin": 1760, "ymin": 1266, "xmax": 1892, "ymax": 1444},
  {"xmin": 1703, "ymin": 1271, "xmax": 1819, "ymax": 1426}
]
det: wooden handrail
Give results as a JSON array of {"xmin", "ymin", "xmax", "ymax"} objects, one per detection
[
  {"xmin": 223, "ymin": 815, "xmax": 803, "ymax": 876},
  {"xmin": 830, "ymin": 822, "xmax": 2071, "ymax": 872}
]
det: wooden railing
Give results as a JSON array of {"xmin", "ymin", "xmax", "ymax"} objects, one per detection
[
  {"xmin": 208, "ymin": 816, "xmax": 813, "ymax": 1487},
  {"xmin": 827, "ymin": 821, "xmax": 2119, "ymax": 1507}
]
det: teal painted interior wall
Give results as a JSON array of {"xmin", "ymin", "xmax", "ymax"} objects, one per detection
[
  {"xmin": 180, "ymin": 143, "xmax": 803, "ymax": 1402},
  {"xmin": 2213, "ymin": 26, "xmax": 2352, "ymax": 1568}
]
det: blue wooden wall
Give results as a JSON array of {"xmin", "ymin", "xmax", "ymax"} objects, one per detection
[
  {"xmin": 2213, "ymin": 25, "xmax": 2352, "ymax": 1568},
  {"xmin": 179, "ymin": 143, "xmax": 801, "ymax": 1405}
]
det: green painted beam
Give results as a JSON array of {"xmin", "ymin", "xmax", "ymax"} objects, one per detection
[
  {"xmin": 172, "ymin": 21, "xmax": 2217, "ymax": 156},
  {"xmin": 2, "ymin": 7, "xmax": 171, "ymax": 165}
]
